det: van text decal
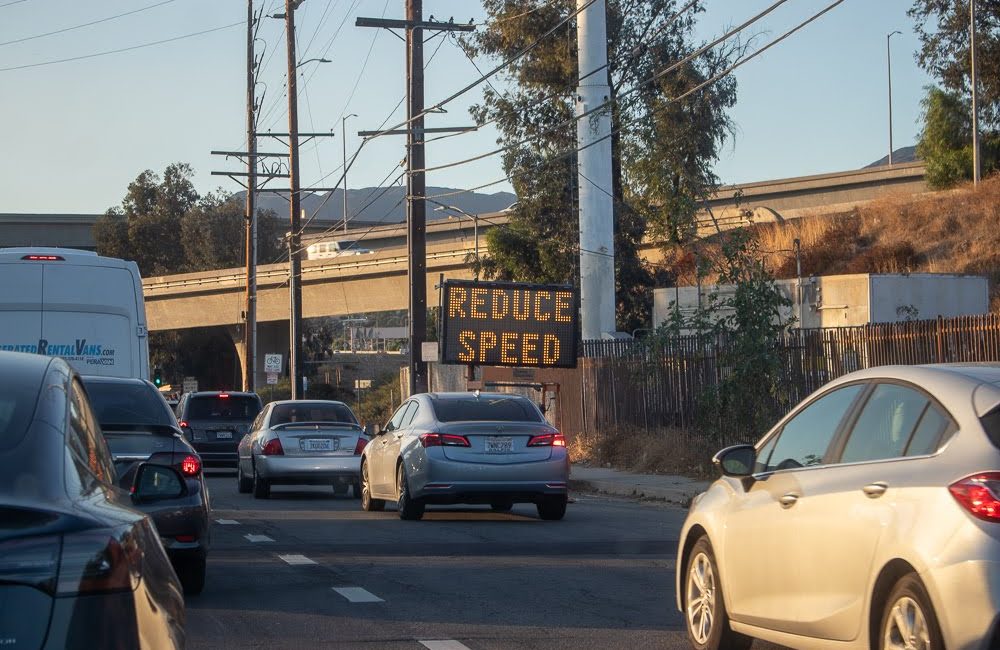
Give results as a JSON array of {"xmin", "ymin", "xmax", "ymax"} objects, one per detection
[{"xmin": 0, "ymin": 339, "xmax": 116, "ymax": 366}]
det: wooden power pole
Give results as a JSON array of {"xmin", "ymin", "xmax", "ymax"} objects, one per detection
[{"xmin": 244, "ymin": 0, "xmax": 258, "ymax": 393}]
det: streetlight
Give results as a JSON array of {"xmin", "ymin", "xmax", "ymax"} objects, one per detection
[
  {"xmin": 297, "ymin": 57, "xmax": 331, "ymax": 68},
  {"xmin": 431, "ymin": 202, "xmax": 480, "ymax": 279},
  {"xmin": 887, "ymin": 30, "xmax": 902, "ymax": 167},
  {"xmin": 342, "ymin": 113, "xmax": 358, "ymax": 234}
]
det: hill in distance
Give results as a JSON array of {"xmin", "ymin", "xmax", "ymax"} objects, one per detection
[
  {"xmin": 234, "ymin": 186, "xmax": 516, "ymax": 225},
  {"xmin": 865, "ymin": 145, "xmax": 919, "ymax": 168}
]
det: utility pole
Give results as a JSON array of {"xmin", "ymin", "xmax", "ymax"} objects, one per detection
[
  {"xmin": 285, "ymin": 0, "xmax": 305, "ymax": 399},
  {"xmin": 887, "ymin": 30, "xmax": 901, "ymax": 167},
  {"xmin": 971, "ymin": 0, "xmax": 981, "ymax": 185},
  {"xmin": 342, "ymin": 113, "xmax": 357, "ymax": 234},
  {"xmin": 244, "ymin": 0, "xmax": 258, "ymax": 393},
  {"xmin": 356, "ymin": 5, "xmax": 474, "ymax": 396},
  {"xmin": 576, "ymin": 0, "xmax": 616, "ymax": 340}
]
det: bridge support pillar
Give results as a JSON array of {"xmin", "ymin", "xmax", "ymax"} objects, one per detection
[{"xmin": 229, "ymin": 321, "xmax": 290, "ymax": 391}]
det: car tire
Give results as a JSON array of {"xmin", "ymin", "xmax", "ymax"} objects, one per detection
[
  {"xmin": 177, "ymin": 557, "xmax": 206, "ymax": 596},
  {"xmin": 490, "ymin": 501, "xmax": 513, "ymax": 512},
  {"xmin": 351, "ymin": 480, "xmax": 362, "ymax": 499},
  {"xmin": 879, "ymin": 573, "xmax": 943, "ymax": 650},
  {"xmin": 237, "ymin": 461, "xmax": 252, "ymax": 494},
  {"xmin": 396, "ymin": 465, "xmax": 425, "ymax": 521},
  {"xmin": 536, "ymin": 495, "xmax": 567, "ymax": 520},
  {"xmin": 360, "ymin": 462, "xmax": 384, "ymax": 512},
  {"xmin": 252, "ymin": 463, "xmax": 270, "ymax": 499},
  {"xmin": 683, "ymin": 537, "xmax": 751, "ymax": 650}
]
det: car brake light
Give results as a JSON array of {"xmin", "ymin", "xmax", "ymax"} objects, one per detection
[
  {"xmin": 419, "ymin": 433, "xmax": 470, "ymax": 447},
  {"xmin": 21, "ymin": 254, "xmax": 64, "ymax": 261},
  {"xmin": 262, "ymin": 438, "xmax": 284, "ymax": 455},
  {"xmin": 180, "ymin": 454, "xmax": 201, "ymax": 477},
  {"xmin": 57, "ymin": 531, "xmax": 141, "ymax": 595},
  {"xmin": 175, "ymin": 535, "xmax": 196, "ymax": 543},
  {"xmin": 218, "ymin": 394, "xmax": 230, "ymax": 399},
  {"xmin": 949, "ymin": 472, "xmax": 1000, "ymax": 522},
  {"xmin": 178, "ymin": 420, "xmax": 190, "ymax": 429},
  {"xmin": 527, "ymin": 432, "xmax": 566, "ymax": 447},
  {"xmin": 354, "ymin": 437, "xmax": 368, "ymax": 455}
]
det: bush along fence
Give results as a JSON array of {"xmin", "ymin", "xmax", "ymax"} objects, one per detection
[{"xmin": 580, "ymin": 313, "xmax": 1000, "ymax": 446}]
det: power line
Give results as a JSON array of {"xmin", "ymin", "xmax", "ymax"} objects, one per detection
[
  {"xmin": 0, "ymin": 0, "xmax": 28, "ymax": 7},
  {"xmin": 0, "ymin": 0, "xmax": 179, "ymax": 47},
  {"xmin": 422, "ymin": 0, "xmax": 849, "ymax": 204},
  {"xmin": 300, "ymin": 0, "xmax": 340, "ymax": 59},
  {"xmin": 0, "ymin": 21, "xmax": 242, "ymax": 72}
]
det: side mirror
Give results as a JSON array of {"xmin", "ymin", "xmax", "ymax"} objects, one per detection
[
  {"xmin": 712, "ymin": 444, "xmax": 756, "ymax": 478},
  {"xmin": 374, "ymin": 423, "xmax": 385, "ymax": 436},
  {"xmin": 131, "ymin": 463, "xmax": 186, "ymax": 504}
]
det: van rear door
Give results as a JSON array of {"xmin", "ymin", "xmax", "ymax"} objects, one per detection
[
  {"xmin": 0, "ymin": 264, "xmax": 43, "ymax": 353},
  {"xmin": 40, "ymin": 263, "xmax": 139, "ymax": 377}
]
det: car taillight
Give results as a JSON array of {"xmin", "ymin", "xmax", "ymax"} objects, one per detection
[
  {"xmin": 0, "ymin": 535, "xmax": 61, "ymax": 594},
  {"xmin": 354, "ymin": 437, "xmax": 368, "ymax": 455},
  {"xmin": 180, "ymin": 454, "xmax": 201, "ymax": 477},
  {"xmin": 262, "ymin": 438, "xmax": 284, "ymax": 455},
  {"xmin": 527, "ymin": 432, "xmax": 566, "ymax": 447},
  {"xmin": 419, "ymin": 433, "xmax": 470, "ymax": 447},
  {"xmin": 57, "ymin": 531, "xmax": 141, "ymax": 595},
  {"xmin": 949, "ymin": 472, "xmax": 1000, "ymax": 522},
  {"xmin": 21, "ymin": 254, "xmax": 64, "ymax": 261},
  {"xmin": 178, "ymin": 420, "xmax": 190, "ymax": 429}
]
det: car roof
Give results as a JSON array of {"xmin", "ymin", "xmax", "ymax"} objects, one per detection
[
  {"xmin": 268, "ymin": 399, "xmax": 350, "ymax": 407},
  {"xmin": 0, "ymin": 350, "xmax": 56, "ymax": 391},
  {"xmin": 187, "ymin": 391, "xmax": 258, "ymax": 398},
  {"xmin": 424, "ymin": 392, "xmax": 530, "ymax": 401},
  {"xmin": 81, "ymin": 375, "xmax": 151, "ymax": 386}
]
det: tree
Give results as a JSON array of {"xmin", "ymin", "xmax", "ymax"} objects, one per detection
[
  {"xmin": 468, "ymin": 0, "xmax": 739, "ymax": 332},
  {"xmin": 909, "ymin": 0, "xmax": 1000, "ymax": 128},
  {"xmin": 181, "ymin": 190, "xmax": 284, "ymax": 272},
  {"xmin": 916, "ymin": 85, "xmax": 1000, "ymax": 188}
]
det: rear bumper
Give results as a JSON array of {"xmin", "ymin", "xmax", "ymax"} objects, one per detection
[
  {"xmin": 925, "ymin": 558, "xmax": 1000, "ymax": 649},
  {"xmin": 190, "ymin": 440, "xmax": 240, "ymax": 466},
  {"xmin": 412, "ymin": 454, "xmax": 569, "ymax": 503},
  {"xmin": 256, "ymin": 454, "xmax": 361, "ymax": 483}
]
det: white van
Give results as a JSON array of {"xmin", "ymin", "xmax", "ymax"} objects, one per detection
[{"xmin": 0, "ymin": 247, "xmax": 150, "ymax": 379}]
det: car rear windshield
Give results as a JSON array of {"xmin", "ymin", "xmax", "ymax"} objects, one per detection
[
  {"xmin": 84, "ymin": 382, "xmax": 175, "ymax": 428},
  {"xmin": 0, "ymin": 379, "xmax": 41, "ymax": 450},
  {"xmin": 186, "ymin": 395, "xmax": 261, "ymax": 421},
  {"xmin": 431, "ymin": 396, "xmax": 542, "ymax": 423},
  {"xmin": 982, "ymin": 406, "xmax": 1000, "ymax": 450},
  {"xmin": 270, "ymin": 403, "xmax": 357, "ymax": 426}
]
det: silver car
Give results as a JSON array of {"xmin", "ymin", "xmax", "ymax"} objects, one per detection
[
  {"xmin": 676, "ymin": 363, "xmax": 1000, "ymax": 650},
  {"xmin": 359, "ymin": 392, "xmax": 570, "ymax": 521},
  {"xmin": 236, "ymin": 400, "xmax": 368, "ymax": 499}
]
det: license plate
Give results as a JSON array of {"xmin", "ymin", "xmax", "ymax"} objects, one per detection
[
  {"xmin": 303, "ymin": 439, "xmax": 336, "ymax": 452},
  {"xmin": 214, "ymin": 430, "xmax": 233, "ymax": 440},
  {"xmin": 485, "ymin": 436, "xmax": 513, "ymax": 454}
]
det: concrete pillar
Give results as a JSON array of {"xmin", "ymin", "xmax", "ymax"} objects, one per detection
[{"xmin": 229, "ymin": 320, "xmax": 290, "ymax": 391}]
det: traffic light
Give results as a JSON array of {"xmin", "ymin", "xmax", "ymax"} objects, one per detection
[{"xmin": 153, "ymin": 368, "xmax": 163, "ymax": 387}]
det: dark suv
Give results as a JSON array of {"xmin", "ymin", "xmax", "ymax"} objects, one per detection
[{"xmin": 176, "ymin": 391, "xmax": 263, "ymax": 467}]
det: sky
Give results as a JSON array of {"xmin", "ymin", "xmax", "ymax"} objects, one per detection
[{"xmin": 0, "ymin": 0, "xmax": 932, "ymax": 215}]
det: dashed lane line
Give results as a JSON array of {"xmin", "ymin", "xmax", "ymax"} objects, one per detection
[
  {"xmin": 278, "ymin": 554, "xmax": 318, "ymax": 566},
  {"xmin": 244, "ymin": 534, "xmax": 274, "ymax": 543},
  {"xmin": 332, "ymin": 587, "xmax": 384, "ymax": 603},
  {"xmin": 216, "ymin": 519, "xmax": 240, "ymax": 525},
  {"xmin": 418, "ymin": 641, "xmax": 472, "ymax": 650}
]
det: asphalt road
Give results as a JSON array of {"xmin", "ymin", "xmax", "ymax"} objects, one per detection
[{"xmin": 186, "ymin": 470, "xmax": 784, "ymax": 650}]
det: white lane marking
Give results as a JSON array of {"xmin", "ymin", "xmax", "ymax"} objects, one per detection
[
  {"xmin": 244, "ymin": 534, "xmax": 274, "ymax": 543},
  {"xmin": 278, "ymin": 554, "xmax": 317, "ymax": 566},
  {"xmin": 332, "ymin": 587, "xmax": 384, "ymax": 603},
  {"xmin": 418, "ymin": 641, "xmax": 472, "ymax": 650},
  {"xmin": 216, "ymin": 519, "xmax": 240, "ymax": 525}
]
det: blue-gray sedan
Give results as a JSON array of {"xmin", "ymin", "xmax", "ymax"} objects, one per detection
[{"xmin": 360, "ymin": 392, "xmax": 570, "ymax": 520}]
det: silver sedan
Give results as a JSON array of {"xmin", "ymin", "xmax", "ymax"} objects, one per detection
[
  {"xmin": 359, "ymin": 391, "xmax": 570, "ymax": 520},
  {"xmin": 237, "ymin": 400, "xmax": 369, "ymax": 499},
  {"xmin": 676, "ymin": 363, "xmax": 1000, "ymax": 650}
]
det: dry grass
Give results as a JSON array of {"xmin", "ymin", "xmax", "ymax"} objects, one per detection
[
  {"xmin": 568, "ymin": 426, "xmax": 720, "ymax": 480},
  {"xmin": 680, "ymin": 175, "xmax": 1000, "ymax": 310}
]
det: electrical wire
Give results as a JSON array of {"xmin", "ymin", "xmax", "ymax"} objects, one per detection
[
  {"xmin": 421, "ymin": 0, "xmax": 849, "ymax": 204},
  {"xmin": 0, "ymin": 0, "xmax": 179, "ymax": 47},
  {"xmin": 0, "ymin": 0, "xmax": 28, "ymax": 7},
  {"xmin": 300, "ymin": 0, "xmax": 340, "ymax": 59},
  {"xmin": 0, "ymin": 21, "xmax": 242, "ymax": 72}
]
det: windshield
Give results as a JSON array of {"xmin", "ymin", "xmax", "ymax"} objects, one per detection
[
  {"xmin": 84, "ymin": 381, "xmax": 175, "ymax": 427},
  {"xmin": 185, "ymin": 395, "xmax": 261, "ymax": 421},
  {"xmin": 430, "ymin": 396, "xmax": 543, "ymax": 423},
  {"xmin": 270, "ymin": 402, "xmax": 357, "ymax": 426}
]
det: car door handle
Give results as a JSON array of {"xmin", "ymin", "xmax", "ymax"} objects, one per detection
[
  {"xmin": 862, "ymin": 482, "xmax": 888, "ymax": 498},
  {"xmin": 779, "ymin": 493, "xmax": 799, "ymax": 508}
]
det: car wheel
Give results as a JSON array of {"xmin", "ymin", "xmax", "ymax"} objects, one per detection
[
  {"xmin": 684, "ymin": 537, "xmax": 751, "ymax": 650},
  {"xmin": 536, "ymin": 495, "xmax": 567, "ymax": 520},
  {"xmin": 360, "ymin": 462, "xmax": 385, "ymax": 512},
  {"xmin": 490, "ymin": 501, "xmax": 513, "ymax": 512},
  {"xmin": 396, "ymin": 465, "xmax": 425, "ymax": 521},
  {"xmin": 880, "ymin": 573, "xmax": 943, "ymax": 650},
  {"xmin": 177, "ymin": 557, "xmax": 206, "ymax": 596},
  {"xmin": 252, "ymin": 463, "xmax": 270, "ymax": 499},
  {"xmin": 237, "ymin": 461, "xmax": 252, "ymax": 494}
]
